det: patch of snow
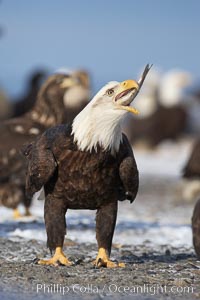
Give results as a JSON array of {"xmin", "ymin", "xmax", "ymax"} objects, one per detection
[
  {"xmin": 134, "ymin": 140, "xmax": 192, "ymax": 178},
  {"xmin": 9, "ymin": 228, "xmax": 46, "ymax": 241}
]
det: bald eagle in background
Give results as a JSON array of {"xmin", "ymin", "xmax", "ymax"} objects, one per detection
[
  {"xmin": 0, "ymin": 71, "xmax": 90, "ymax": 218},
  {"xmin": 24, "ymin": 65, "xmax": 151, "ymax": 268},
  {"xmin": 123, "ymin": 69, "xmax": 191, "ymax": 147}
]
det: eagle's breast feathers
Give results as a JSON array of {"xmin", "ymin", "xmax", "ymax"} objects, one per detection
[{"xmin": 25, "ymin": 124, "xmax": 138, "ymax": 208}]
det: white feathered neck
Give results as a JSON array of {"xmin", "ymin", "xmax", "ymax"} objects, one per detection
[{"xmin": 72, "ymin": 82, "xmax": 127, "ymax": 154}]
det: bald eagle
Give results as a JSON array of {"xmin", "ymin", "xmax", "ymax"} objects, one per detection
[
  {"xmin": 24, "ymin": 65, "xmax": 151, "ymax": 268},
  {"xmin": 123, "ymin": 69, "xmax": 189, "ymax": 147},
  {"xmin": 0, "ymin": 72, "xmax": 90, "ymax": 218}
]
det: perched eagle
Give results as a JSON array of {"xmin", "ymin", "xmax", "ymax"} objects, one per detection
[
  {"xmin": 0, "ymin": 71, "xmax": 90, "ymax": 218},
  {"xmin": 24, "ymin": 65, "xmax": 151, "ymax": 268},
  {"xmin": 181, "ymin": 139, "xmax": 200, "ymax": 201}
]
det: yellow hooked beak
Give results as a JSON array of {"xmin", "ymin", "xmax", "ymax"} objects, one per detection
[
  {"xmin": 60, "ymin": 77, "xmax": 77, "ymax": 89},
  {"xmin": 115, "ymin": 80, "xmax": 139, "ymax": 115}
]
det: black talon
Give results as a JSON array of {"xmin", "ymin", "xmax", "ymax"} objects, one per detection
[
  {"xmin": 96, "ymin": 258, "xmax": 103, "ymax": 268},
  {"xmin": 33, "ymin": 257, "xmax": 40, "ymax": 264}
]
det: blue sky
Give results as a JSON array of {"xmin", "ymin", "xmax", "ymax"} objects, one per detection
[{"xmin": 0, "ymin": 0, "xmax": 200, "ymax": 96}]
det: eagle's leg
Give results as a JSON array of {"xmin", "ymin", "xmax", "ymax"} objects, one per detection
[
  {"xmin": 22, "ymin": 189, "xmax": 32, "ymax": 217},
  {"xmin": 38, "ymin": 196, "xmax": 72, "ymax": 266},
  {"xmin": 95, "ymin": 201, "xmax": 125, "ymax": 268},
  {"xmin": 24, "ymin": 207, "xmax": 32, "ymax": 216},
  {"xmin": 14, "ymin": 188, "xmax": 32, "ymax": 218}
]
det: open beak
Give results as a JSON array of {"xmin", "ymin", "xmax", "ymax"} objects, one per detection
[
  {"xmin": 115, "ymin": 80, "xmax": 140, "ymax": 114},
  {"xmin": 115, "ymin": 64, "xmax": 152, "ymax": 115}
]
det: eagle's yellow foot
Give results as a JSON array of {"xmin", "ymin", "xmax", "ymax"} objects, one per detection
[
  {"xmin": 94, "ymin": 247, "xmax": 125, "ymax": 268},
  {"xmin": 38, "ymin": 247, "xmax": 72, "ymax": 266},
  {"xmin": 13, "ymin": 208, "xmax": 32, "ymax": 219},
  {"xmin": 13, "ymin": 208, "xmax": 22, "ymax": 219},
  {"xmin": 95, "ymin": 258, "xmax": 125, "ymax": 268}
]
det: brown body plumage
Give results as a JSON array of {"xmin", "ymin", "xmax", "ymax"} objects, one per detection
[{"xmin": 0, "ymin": 72, "xmax": 90, "ymax": 216}]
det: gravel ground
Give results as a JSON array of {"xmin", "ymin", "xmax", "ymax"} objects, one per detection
[
  {"xmin": 0, "ymin": 237, "xmax": 199, "ymax": 300},
  {"xmin": 0, "ymin": 159, "xmax": 199, "ymax": 299}
]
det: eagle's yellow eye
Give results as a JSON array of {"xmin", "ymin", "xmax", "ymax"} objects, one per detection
[{"xmin": 106, "ymin": 89, "xmax": 114, "ymax": 96}]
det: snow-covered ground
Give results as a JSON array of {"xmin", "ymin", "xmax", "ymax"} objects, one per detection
[
  {"xmin": 0, "ymin": 139, "xmax": 195, "ymax": 249},
  {"xmin": 135, "ymin": 139, "xmax": 193, "ymax": 177}
]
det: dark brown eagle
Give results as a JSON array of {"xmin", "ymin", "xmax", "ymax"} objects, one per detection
[
  {"xmin": 24, "ymin": 65, "xmax": 151, "ymax": 268},
  {"xmin": 0, "ymin": 71, "xmax": 90, "ymax": 218}
]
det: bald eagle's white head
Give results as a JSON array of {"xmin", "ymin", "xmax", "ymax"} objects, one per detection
[{"xmin": 72, "ymin": 65, "xmax": 151, "ymax": 154}]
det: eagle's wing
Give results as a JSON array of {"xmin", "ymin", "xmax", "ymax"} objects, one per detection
[
  {"xmin": 23, "ymin": 125, "xmax": 72, "ymax": 198},
  {"xmin": 119, "ymin": 134, "xmax": 139, "ymax": 203},
  {"xmin": 23, "ymin": 136, "xmax": 57, "ymax": 198},
  {"xmin": 183, "ymin": 139, "xmax": 200, "ymax": 178}
]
